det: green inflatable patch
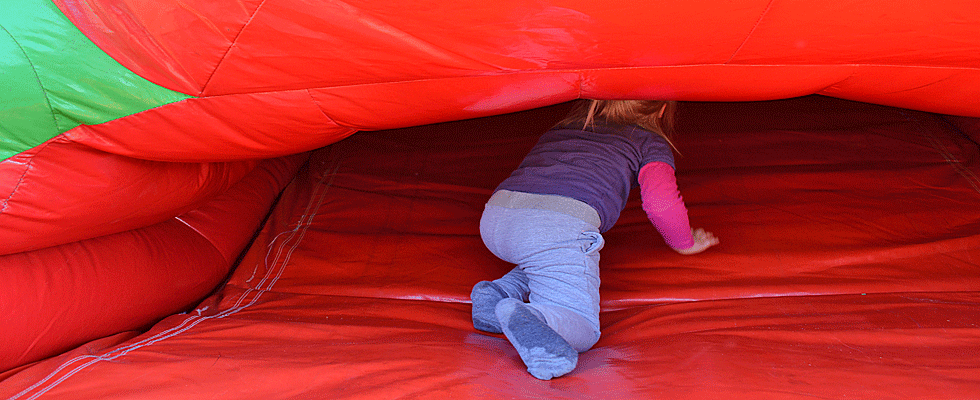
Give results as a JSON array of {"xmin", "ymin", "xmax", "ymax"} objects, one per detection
[{"xmin": 0, "ymin": 0, "xmax": 191, "ymax": 160}]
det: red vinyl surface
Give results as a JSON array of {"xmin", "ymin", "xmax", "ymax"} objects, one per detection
[
  {"xmin": 3, "ymin": 1, "xmax": 980, "ymax": 398},
  {"xmin": 48, "ymin": 0, "xmax": 980, "ymax": 165},
  {"xmin": 3, "ymin": 97, "xmax": 977, "ymax": 398},
  {"xmin": 0, "ymin": 154, "xmax": 306, "ymax": 374}
]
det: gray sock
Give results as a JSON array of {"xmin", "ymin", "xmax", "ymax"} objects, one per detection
[
  {"xmin": 470, "ymin": 281, "xmax": 507, "ymax": 333},
  {"xmin": 495, "ymin": 298, "xmax": 578, "ymax": 380}
]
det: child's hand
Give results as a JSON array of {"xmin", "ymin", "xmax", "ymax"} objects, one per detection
[{"xmin": 673, "ymin": 228, "xmax": 719, "ymax": 255}]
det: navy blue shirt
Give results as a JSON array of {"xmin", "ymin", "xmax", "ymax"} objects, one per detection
[{"xmin": 496, "ymin": 122, "xmax": 675, "ymax": 232}]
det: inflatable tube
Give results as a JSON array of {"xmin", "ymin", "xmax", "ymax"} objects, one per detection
[{"xmin": 1, "ymin": 0, "xmax": 979, "ymax": 398}]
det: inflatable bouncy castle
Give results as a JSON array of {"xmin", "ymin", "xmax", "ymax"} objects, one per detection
[{"xmin": 2, "ymin": 0, "xmax": 979, "ymax": 397}]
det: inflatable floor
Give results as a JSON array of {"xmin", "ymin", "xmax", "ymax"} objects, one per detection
[{"xmin": 2, "ymin": 1, "xmax": 980, "ymax": 398}]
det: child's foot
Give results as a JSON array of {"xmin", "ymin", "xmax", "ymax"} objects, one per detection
[
  {"xmin": 471, "ymin": 281, "xmax": 507, "ymax": 333},
  {"xmin": 495, "ymin": 298, "xmax": 578, "ymax": 380}
]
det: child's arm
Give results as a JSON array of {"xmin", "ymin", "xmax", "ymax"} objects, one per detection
[{"xmin": 639, "ymin": 162, "xmax": 719, "ymax": 255}]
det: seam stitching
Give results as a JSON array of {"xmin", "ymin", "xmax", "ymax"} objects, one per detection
[
  {"xmin": 725, "ymin": 0, "xmax": 777, "ymax": 64},
  {"xmin": 10, "ymin": 150, "xmax": 343, "ymax": 400}
]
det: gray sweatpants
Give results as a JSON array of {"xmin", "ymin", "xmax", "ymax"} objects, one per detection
[{"xmin": 480, "ymin": 202, "xmax": 604, "ymax": 351}]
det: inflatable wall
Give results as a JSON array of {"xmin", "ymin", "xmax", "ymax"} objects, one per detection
[{"xmin": 2, "ymin": 0, "xmax": 979, "ymax": 398}]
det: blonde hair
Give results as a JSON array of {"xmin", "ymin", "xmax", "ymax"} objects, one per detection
[{"xmin": 560, "ymin": 99, "xmax": 678, "ymax": 151}]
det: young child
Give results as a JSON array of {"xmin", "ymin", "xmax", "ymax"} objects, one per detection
[{"xmin": 471, "ymin": 99, "xmax": 719, "ymax": 380}]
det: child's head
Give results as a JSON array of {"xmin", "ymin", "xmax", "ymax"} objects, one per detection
[{"xmin": 561, "ymin": 99, "xmax": 677, "ymax": 140}]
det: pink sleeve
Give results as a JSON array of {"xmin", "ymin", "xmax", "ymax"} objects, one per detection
[{"xmin": 639, "ymin": 162, "xmax": 695, "ymax": 250}]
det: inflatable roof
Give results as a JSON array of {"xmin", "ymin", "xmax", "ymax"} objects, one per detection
[{"xmin": 2, "ymin": 0, "xmax": 979, "ymax": 398}]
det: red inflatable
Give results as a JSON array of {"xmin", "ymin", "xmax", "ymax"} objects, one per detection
[{"xmin": 1, "ymin": 1, "xmax": 979, "ymax": 398}]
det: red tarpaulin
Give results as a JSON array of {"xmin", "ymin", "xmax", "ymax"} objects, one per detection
[{"xmin": 1, "ymin": 1, "xmax": 979, "ymax": 398}]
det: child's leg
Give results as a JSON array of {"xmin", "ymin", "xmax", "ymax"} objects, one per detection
[
  {"xmin": 518, "ymin": 229, "xmax": 603, "ymax": 351},
  {"xmin": 471, "ymin": 267, "xmax": 529, "ymax": 333},
  {"xmin": 480, "ymin": 205, "xmax": 603, "ymax": 379},
  {"xmin": 495, "ymin": 233, "xmax": 600, "ymax": 380},
  {"xmin": 524, "ymin": 302, "xmax": 599, "ymax": 352},
  {"xmin": 495, "ymin": 298, "xmax": 577, "ymax": 380}
]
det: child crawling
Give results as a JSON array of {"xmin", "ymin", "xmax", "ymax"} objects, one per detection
[{"xmin": 471, "ymin": 100, "xmax": 719, "ymax": 380}]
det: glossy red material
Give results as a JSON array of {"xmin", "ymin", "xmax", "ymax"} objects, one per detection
[
  {"xmin": 0, "ymin": 154, "xmax": 305, "ymax": 374},
  {"xmin": 53, "ymin": 1, "xmax": 980, "ymax": 111},
  {"xmin": 3, "ymin": 97, "xmax": 978, "ymax": 398},
  {"xmin": 50, "ymin": 0, "xmax": 980, "ymax": 162},
  {"xmin": 2, "ymin": 0, "xmax": 980, "ymax": 398},
  {"xmin": 0, "ymin": 137, "xmax": 261, "ymax": 254}
]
